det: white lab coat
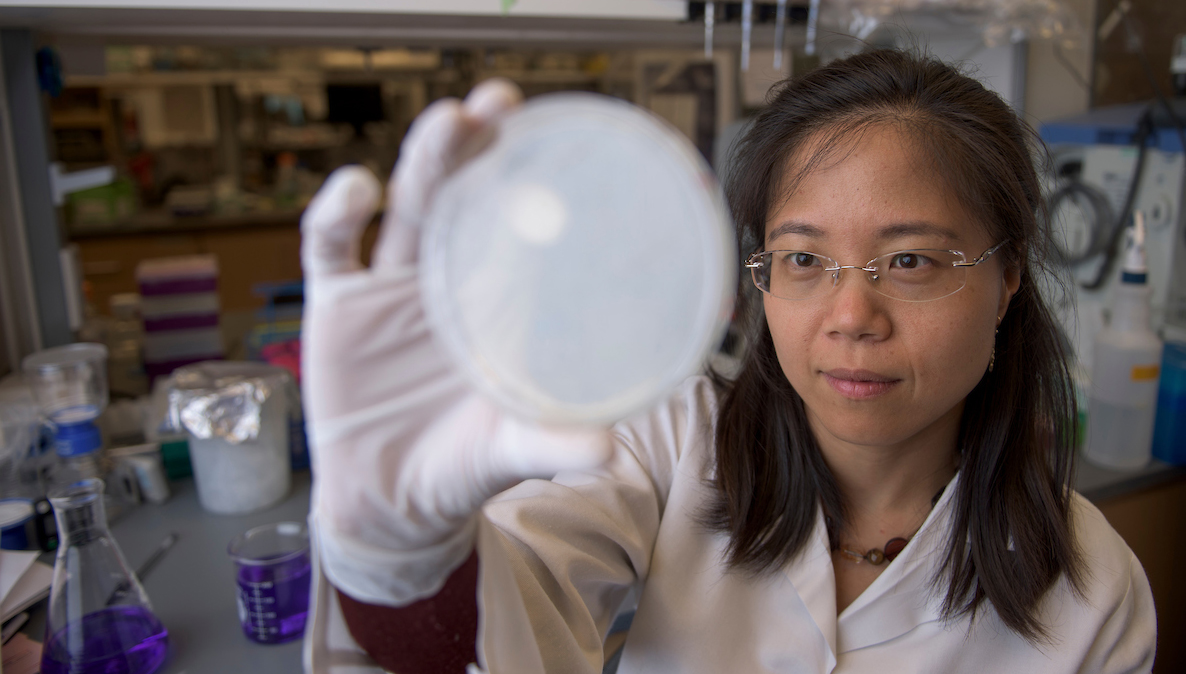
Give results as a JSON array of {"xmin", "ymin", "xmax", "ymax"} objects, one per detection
[{"xmin": 305, "ymin": 376, "xmax": 1156, "ymax": 674}]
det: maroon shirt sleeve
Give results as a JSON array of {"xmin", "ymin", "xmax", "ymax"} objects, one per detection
[{"xmin": 336, "ymin": 550, "xmax": 480, "ymax": 674}]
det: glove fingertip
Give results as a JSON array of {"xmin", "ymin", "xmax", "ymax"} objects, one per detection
[
  {"xmin": 303, "ymin": 165, "xmax": 382, "ymax": 234},
  {"xmin": 464, "ymin": 78, "xmax": 523, "ymax": 122},
  {"xmin": 301, "ymin": 166, "xmax": 382, "ymax": 277}
]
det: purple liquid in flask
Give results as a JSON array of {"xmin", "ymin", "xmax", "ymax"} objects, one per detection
[
  {"xmin": 229, "ymin": 522, "xmax": 311, "ymax": 644},
  {"xmin": 41, "ymin": 603, "xmax": 169, "ymax": 674},
  {"xmin": 42, "ymin": 479, "xmax": 169, "ymax": 674}
]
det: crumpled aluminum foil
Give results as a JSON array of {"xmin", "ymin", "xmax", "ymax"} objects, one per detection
[{"xmin": 166, "ymin": 362, "xmax": 290, "ymax": 445}]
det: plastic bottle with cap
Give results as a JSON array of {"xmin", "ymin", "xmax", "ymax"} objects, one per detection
[
  {"xmin": 52, "ymin": 417, "xmax": 103, "ymax": 489},
  {"xmin": 1084, "ymin": 212, "xmax": 1165, "ymax": 469}
]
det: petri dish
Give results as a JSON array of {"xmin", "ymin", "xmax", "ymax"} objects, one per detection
[{"xmin": 421, "ymin": 93, "xmax": 736, "ymax": 426}]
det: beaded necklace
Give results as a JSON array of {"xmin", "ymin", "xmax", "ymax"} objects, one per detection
[{"xmin": 831, "ymin": 486, "xmax": 946, "ymax": 567}]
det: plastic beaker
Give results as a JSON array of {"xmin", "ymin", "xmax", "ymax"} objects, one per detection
[
  {"xmin": 227, "ymin": 521, "xmax": 311, "ymax": 644},
  {"xmin": 41, "ymin": 478, "xmax": 168, "ymax": 674},
  {"xmin": 22, "ymin": 343, "xmax": 109, "ymax": 425},
  {"xmin": 167, "ymin": 362, "xmax": 291, "ymax": 514}
]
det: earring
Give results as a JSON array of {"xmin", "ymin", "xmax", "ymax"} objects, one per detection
[{"xmin": 989, "ymin": 321, "xmax": 1000, "ymax": 373}]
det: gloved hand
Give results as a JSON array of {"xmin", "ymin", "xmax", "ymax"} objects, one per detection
[{"xmin": 300, "ymin": 79, "xmax": 613, "ymax": 605}]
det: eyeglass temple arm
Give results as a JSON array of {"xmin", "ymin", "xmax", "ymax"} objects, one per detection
[{"xmin": 952, "ymin": 240, "xmax": 1009, "ymax": 268}]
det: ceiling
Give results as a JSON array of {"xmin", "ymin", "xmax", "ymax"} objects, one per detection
[{"xmin": 0, "ymin": 6, "xmax": 808, "ymax": 50}]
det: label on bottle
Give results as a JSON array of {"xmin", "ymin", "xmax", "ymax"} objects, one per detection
[
  {"xmin": 1131, "ymin": 364, "xmax": 1160, "ymax": 381},
  {"xmin": 1092, "ymin": 342, "xmax": 1162, "ymax": 406}
]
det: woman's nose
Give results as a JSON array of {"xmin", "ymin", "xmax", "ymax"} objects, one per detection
[{"xmin": 821, "ymin": 269, "xmax": 891, "ymax": 341}]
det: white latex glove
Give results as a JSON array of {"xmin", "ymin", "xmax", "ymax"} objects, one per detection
[{"xmin": 301, "ymin": 80, "xmax": 613, "ymax": 605}]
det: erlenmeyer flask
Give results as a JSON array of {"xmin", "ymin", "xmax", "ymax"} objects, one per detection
[{"xmin": 41, "ymin": 478, "xmax": 168, "ymax": 674}]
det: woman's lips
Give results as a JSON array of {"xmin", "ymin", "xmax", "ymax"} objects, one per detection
[{"xmin": 821, "ymin": 369, "xmax": 900, "ymax": 399}]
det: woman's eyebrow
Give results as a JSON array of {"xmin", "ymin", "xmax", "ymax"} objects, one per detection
[
  {"xmin": 876, "ymin": 221, "xmax": 962, "ymax": 242},
  {"xmin": 766, "ymin": 220, "xmax": 824, "ymax": 243},
  {"xmin": 767, "ymin": 220, "xmax": 963, "ymax": 245}
]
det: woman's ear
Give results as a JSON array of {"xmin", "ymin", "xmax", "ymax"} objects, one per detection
[{"xmin": 997, "ymin": 265, "xmax": 1022, "ymax": 321}]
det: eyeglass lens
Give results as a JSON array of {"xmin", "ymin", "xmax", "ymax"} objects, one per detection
[{"xmin": 752, "ymin": 250, "xmax": 970, "ymax": 302}]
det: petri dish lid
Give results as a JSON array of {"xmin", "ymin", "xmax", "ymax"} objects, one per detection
[
  {"xmin": 421, "ymin": 93, "xmax": 736, "ymax": 426},
  {"xmin": 21, "ymin": 343, "xmax": 108, "ymax": 374},
  {"xmin": 0, "ymin": 498, "xmax": 34, "ymax": 528}
]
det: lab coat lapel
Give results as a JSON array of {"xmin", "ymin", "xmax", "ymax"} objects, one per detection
[
  {"xmin": 781, "ymin": 508, "xmax": 839, "ymax": 668},
  {"xmin": 835, "ymin": 474, "xmax": 960, "ymax": 654}
]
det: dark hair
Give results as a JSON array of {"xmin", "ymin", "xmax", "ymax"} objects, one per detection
[{"xmin": 704, "ymin": 48, "xmax": 1082, "ymax": 643}]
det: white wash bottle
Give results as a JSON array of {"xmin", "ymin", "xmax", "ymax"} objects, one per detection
[{"xmin": 1084, "ymin": 212, "xmax": 1164, "ymax": 469}]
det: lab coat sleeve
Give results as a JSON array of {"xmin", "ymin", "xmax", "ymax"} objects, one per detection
[
  {"xmin": 1075, "ymin": 550, "xmax": 1157, "ymax": 674},
  {"xmin": 472, "ymin": 377, "xmax": 716, "ymax": 674},
  {"xmin": 1069, "ymin": 497, "xmax": 1157, "ymax": 674}
]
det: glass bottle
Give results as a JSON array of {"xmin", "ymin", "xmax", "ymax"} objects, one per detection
[
  {"xmin": 106, "ymin": 293, "xmax": 147, "ymax": 398},
  {"xmin": 41, "ymin": 478, "xmax": 168, "ymax": 674}
]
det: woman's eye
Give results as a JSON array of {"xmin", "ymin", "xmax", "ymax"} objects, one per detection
[
  {"xmin": 891, "ymin": 252, "xmax": 930, "ymax": 269},
  {"xmin": 791, "ymin": 252, "xmax": 818, "ymax": 267}
]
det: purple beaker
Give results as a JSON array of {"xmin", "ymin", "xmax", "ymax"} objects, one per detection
[{"xmin": 227, "ymin": 522, "xmax": 311, "ymax": 644}]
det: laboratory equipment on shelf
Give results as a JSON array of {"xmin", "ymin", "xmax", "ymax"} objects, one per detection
[
  {"xmin": 136, "ymin": 255, "xmax": 224, "ymax": 384},
  {"xmin": 1039, "ymin": 102, "xmax": 1186, "ymax": 363},
  {"xmin": 41, "ymin": 478, "xmax": 168, "ymax": 674},
  {"xmin": 227, "ymin": 521, "xmax": 311, "ymax": 644},
  {"xmin": 22, "ymin": 343, "xmax": 109, "ymax": 487},
  {"xmin": 1084, "ymin": 213, "xmax": 1164, "ymax": 470},
  {"xmin": 107, "ymin": 293, "xmax": 148, "ymax": 398}
]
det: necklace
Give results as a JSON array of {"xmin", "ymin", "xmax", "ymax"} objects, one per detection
[
  {"xmin": 832, "ymin": 486, "xmax": 946, "ymax": 566},
  {"xmin": 836, "ymin": 537, "xmax": 909, "ymax": 565}
]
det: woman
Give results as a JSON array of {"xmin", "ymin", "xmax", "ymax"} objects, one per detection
[{"xmin": 299, "ymin": 49, "xmax": 1155, "ymax": 673}]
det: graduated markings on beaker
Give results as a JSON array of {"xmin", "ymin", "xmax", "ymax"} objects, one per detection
[{"xmin": 238, "ymin": 583, "xmax": 282, "ymax": 636}]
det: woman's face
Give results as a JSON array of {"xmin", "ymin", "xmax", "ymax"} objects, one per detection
[{"xmin": 763, "ymin": 126, "xmax": 1020, "ymax": 453}]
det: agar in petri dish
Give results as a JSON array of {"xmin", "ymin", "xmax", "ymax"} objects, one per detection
[{"xmin": 421, "ymin": 93, "xmax": 736, "ymax": 426}]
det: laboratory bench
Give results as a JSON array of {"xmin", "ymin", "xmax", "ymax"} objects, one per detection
[
  {"xmin": 1076, "ymin": 457, "xmax": 1186, "ymax": 503},
  {"xmin": 23, "ymin": 471, "xmax": 312, "ymax": 674},
  {"xmin": 12, "ymin": 456, "xmax": 1185, "ymax": 673},
  {"xmin": 68, "ymin": 208, "xmax": 307, "ymax": 239},
  {"xmin": 70, "ymin": 213, "xmax": 382, "ymax": 318}
]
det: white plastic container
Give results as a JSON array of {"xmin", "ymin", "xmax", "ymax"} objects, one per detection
[
  {"xmin": 187, "ymin": 391, "xmax": 288, "ymax": 514},
  {"xmin": 168, "ymin": 362, "xmax": 291, "ymax": 515},
  {"xmin": 1084, "ymin": 214, "xmax": 1164, "ymax": 470}
]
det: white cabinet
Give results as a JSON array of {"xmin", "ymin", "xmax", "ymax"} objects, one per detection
[{"xmin": 0, "ymin": 0, "xmax": 687, "ymax": 20}]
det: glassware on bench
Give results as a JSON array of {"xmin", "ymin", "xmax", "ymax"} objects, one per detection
[
  {"xmin": 227, "ymin": 521, "xmax": 311, "ymax": 644},
  {"xmin": 41, "ymin": 478, "xmax": 168, "ymax": 674}
]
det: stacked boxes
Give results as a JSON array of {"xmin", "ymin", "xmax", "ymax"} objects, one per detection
[{"xmin": 136, "ymin": 255, "xmax": 224, "ymax": 383}]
